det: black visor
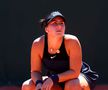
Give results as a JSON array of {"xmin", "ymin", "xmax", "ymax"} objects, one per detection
[{"xmin": 40, "ymin": 11, "xmax": 65, "ymax": 28}]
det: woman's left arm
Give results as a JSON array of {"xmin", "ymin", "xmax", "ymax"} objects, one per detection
[{"xmin": 58, "ymin": 35, "xmax": 82, "ymax": 82}]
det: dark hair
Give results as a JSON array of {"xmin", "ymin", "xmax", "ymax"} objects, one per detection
[{"xmin": 39, "ymin": 11, "xmax": 65, "ymax": 28}]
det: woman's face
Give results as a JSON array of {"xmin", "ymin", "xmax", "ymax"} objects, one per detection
[{"xmin": 45, "ymin": 17, "xmax": 65, "ymax": 37}]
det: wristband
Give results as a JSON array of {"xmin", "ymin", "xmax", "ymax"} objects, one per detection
[
  {"xmin": 35, "ymin": 80, "xmax": 43, "ymax": 86},
  {"xmin": 50, "ymin": 74, "xmax": 59, "ymax": 84}
]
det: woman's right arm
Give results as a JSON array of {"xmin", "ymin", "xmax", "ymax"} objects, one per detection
[{"xmin": 30, "ymin": 37, "xmax": 43, "ymax": 86}]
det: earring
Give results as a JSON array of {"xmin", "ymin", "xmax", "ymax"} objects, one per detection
[{"xmin": 45, "ymin": 29, "xmax": 49, "ymax": 33}]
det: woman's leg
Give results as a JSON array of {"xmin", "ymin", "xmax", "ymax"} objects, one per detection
[
  {"xmin": 21, "ymin": 77, "xmax": 62, "ymax": 90},
  {"xmin": 64, "ymin": 74, "xmax": 90, "ymax": 90},
  {"xmin": 78, "ymin": 74, "xmax": 90, "ymax": 90},
  {"xmin": 43, "ymin": 76, "xmax": 62, "ymax": 90},
  {"xmin": 22, "ymin": 79, "xmax": 35, "ymax": 90},
  {"xmin": 50, "ymin": 84, "xmax": 63, "ymax": 90}
]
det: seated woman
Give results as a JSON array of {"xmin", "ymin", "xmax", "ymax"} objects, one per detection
[{"xmin": 22, "ymin": 11, "xmax": 99, "ymax": 90}]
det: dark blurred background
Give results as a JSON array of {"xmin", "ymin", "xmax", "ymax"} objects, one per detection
[{"xmin": 0, "ymin": 0, "xmax": 108, "ymax": 86}]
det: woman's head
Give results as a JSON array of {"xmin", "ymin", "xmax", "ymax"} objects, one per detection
[
  {"xmin": 45, "ymin": 16, "xmax": 65, "ymax": 36},
  {"xmin": 40, "ymin": 11, "xmax": 66, "ymax": 28},
  {"xmin": 40, "ymin": 11, "xmax": 66, "ymax": 36}
]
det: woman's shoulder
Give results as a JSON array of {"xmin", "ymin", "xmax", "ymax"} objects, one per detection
[
  {"xmin": 32, "ymin": 35, "xmax": 45, "ymax": 49},
  {"xmin": 64, "ymin": 34, "xmax": 81, "ymax": 55},
  {"xmin": 64, "ymin": 34, "xmax": 79, "ymax": 42},
  {"xmin": 64, "ymin": 34, "xmax": 81, "ymax": 48},
  {"xmin": 31, "ymin": 35, "xmax": 45, "ymax": 57},
  {"xmin": 33, "ymin": 35, "xmax": 45, "ymax": 44}
]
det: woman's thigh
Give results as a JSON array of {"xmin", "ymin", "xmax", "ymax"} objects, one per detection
[
  {"xmin": 78, "ymin": 74, "xmax": 90, "ymax": 90},
  {"xmin": 22, "ymin": 77, "xmax": 62, "ymax": 90},
  {"xmin": 51, "ymin": 84, "xmax": 63, "ymax": 90},
  {"xmin": 22, "ymin": 79, "xmax": 35, "ymax": 90},
  {"xmin": 64, "ymin": 74, "xmax": 90, "ymax": 90},
  {"xmin": 22, "ymin": 75, "xmax": 90, "ymax": 90},
  {"xmin": 21, "ymin": 76, "xmax": 48, "ymax": 90},
  {"xmin": 42, "ymin": 76, "xmax": 63, "ymax": 90}
]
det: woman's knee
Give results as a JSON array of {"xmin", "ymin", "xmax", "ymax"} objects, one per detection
[
  {"xmin": 51, "ymin": 84, "xmax": 62, "ymax": 90},
  {"xmin": 64, "ymin": 78, "xmax": 82, "ymax": 90},
  {"xmin": 64, "ymin": 74, "xmax": 90, "ymax": 90},
  {"xmin": 78, "ymin": 74, "xmax": 90, "ymax": 90},
  {"xmin": 22, "ymin": 79, "xmax": 35, "ymax": 90}
]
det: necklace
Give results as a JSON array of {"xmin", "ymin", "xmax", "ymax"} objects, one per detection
[{"xmin": 50, "ymin": 48, "xmax": 60, "ymax": 54}]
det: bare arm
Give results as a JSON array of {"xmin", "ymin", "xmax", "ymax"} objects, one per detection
[
  {"xmin": 58, "ymin": 35, "xmax": 82, "ymax": 82},
  {"xmin": 31, "ymin": 37, "xmax": 43, "ymax": 84}
]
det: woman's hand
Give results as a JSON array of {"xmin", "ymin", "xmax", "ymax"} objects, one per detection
[
  {"xmin": 36, "ymin": 83, "xmax": 42, "ymax": 90},
  {"xmin": 41, "ymin": 78, "xmax": 53, "ymax": 90}
]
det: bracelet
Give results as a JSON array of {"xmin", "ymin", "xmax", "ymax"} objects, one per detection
[
  {"xmin": 50, "ymin": 74, "xmax": 59, "ymax": 84},
  {"xmin": 35, "ymin": 80, "xmax": 43, "ymax": 86}
]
